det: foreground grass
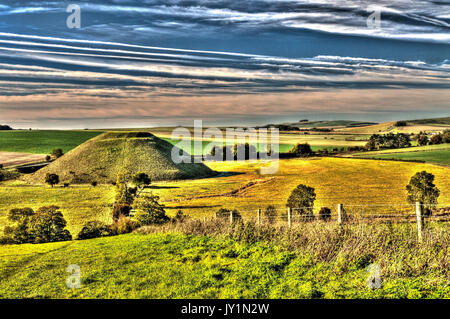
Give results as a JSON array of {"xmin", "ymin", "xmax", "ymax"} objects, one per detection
[
  {"xmin": 0, "ymin": 221, "xmax": 448, "ymax": 299},
  {"xmin": 0, "ymin": 130, "xmax": 102, "ymax": 154}
]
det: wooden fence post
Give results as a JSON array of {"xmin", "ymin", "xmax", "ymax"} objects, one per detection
[
  {"xmin": 416, "ymin": 202, "xmax": 424, "ymax": 243},
  {"xmin": 287, "ymin": 207, "xmax": 291, "ymax": 228},
  {"xmin": 337, "ymin": 204, "xmax": 345, "ymax": 225},
  {"xmin": 257, "ymin": 209, "xmax": 261, "ymax": 226},
  {"xmin": 229, "ymin": 211, "xmax": 234, "ymax": 225}
]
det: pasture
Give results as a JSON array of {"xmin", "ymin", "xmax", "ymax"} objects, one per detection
[{"xmin": 0, "ymin": 130, "xmax": 102, "ymax": 154}]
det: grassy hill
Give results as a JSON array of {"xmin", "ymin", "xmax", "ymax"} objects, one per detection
[
  {"xmin": 0, "ymin": 230, "xmax": 448, "ymax": 298},
  {"xmin": 27, "ymin": 132, "xmax": 216, "ymax": 184}
]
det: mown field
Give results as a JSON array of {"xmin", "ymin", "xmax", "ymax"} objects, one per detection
[
  {"xmin": 348, "ymin": 144, "xmax": 450, "ymax": 166},
  {"xmin": 150, "ymin": 157, "xmax": 450, "ymax": 218},
  {"xmin": 0, "ymin": 130, "xmax": 102, "ymax": 154},
  {"xmin": 0, "ymin": 184, "xmax": 115, "ymax": 235},
  {"xmin": 0, "ymin": 229, "xmax": 448, "ymax": 299}
]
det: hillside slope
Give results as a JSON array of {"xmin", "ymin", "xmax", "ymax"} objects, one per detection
[{"xmin": 28, "ymin": 132, "xmax": 216, "ymax": 184}]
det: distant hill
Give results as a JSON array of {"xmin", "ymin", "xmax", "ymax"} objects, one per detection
[
  {"xmin": 28, "ymin": 132, "xmax": 216, "ymax": 184},
  {"xmin": 406, "ymin": 117, "xmax": 450, "ymax": 126}
]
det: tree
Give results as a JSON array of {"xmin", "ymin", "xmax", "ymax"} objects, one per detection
[
  {"xmin": 429, "ymin": 134, "xmax": 443, "ymax": 145},
  {"xmin": 290, "ymin": 143, "xmax": 313, "ymax": 157},
  {"xmin": 2, "ymin": 208, "xmax": 35, "ymax": 243},
  {"xmin": 51, "ymin": 148, "xmax": 64, "ymax": 158},
  {"xmin": 29, "ymin": 206, "xmax": 72, "ymax": 243},
  {"xmin": 115, "ymin": 172, "xmax": 134, "ymax": 205},
  {"xmin": 45, "ymin": 173, "xmax": 59, "ymax": 187},
  {"xmin": 233, "ymin": 143, "xmax": 257, "ymax": 160},
  {"xmin": 286, "ymin": 184, "xmax": 316, "ymax": 218},
  {"xmin": 132, "ymin": 172, "xmax": 151, "ymax": 189},
  {"xmin": 406, "ymin": 171, "xmax": 440, "ymax": 216},
  {"xmin": 45, "ymin": 155, "xmax": 51, "ymax": 161},
  {"xmin": 417, "ymin": 132, "xmax": 428, "ymax": 146},
  {"xmin": 133, "ymin": 193, "xmax": 169, "ymax": 225},
  {"xmin": 394, "ymin": 121, "xmax": 407, "ymax": 127},
  {"xmin": 442, "ymin": 130, "xmax": 450, "ymax": 143}
]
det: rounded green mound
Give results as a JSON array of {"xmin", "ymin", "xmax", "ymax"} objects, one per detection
[{"xmin": 27, "ymin": 132, "xmax": 216, "ymax": 184}]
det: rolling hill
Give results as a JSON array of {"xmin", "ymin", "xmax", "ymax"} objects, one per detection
[{"xmin": 27, "ymin": 132, "xmax": 216, "ymax": 184}]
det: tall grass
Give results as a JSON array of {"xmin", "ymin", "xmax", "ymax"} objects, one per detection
[{"xmin": 136, "ymin": 218, "xmax": 450, "ymax": 280}]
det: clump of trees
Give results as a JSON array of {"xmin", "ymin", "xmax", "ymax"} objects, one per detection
[
  {"xmin": 0, "ymin": 125, "xmax": 13, "ymax": 130},
  {"xmin": 289, "ymin": 143, "xmax": 313, "ymax": 157},
  {"xmin": 406, "ymin": 171, "xmax": 440, "ymax": 216},
  {"xmin": 210, "ymin": 143, "xmax": 258, "ymax": 160},
  {"xmin": 365, "ymin": 133, "xmax": 411, "ymax": 150},
  {"xmin": 394, "ymin": 121, "xmax": 407, "ymax": 127},
  {"xmin": 286, "ymin": 184, "xmax": 316, "ymax": 220},
  {"xmin": 0, "ymin": 206, "xmax": 71, "ymax": 244}
]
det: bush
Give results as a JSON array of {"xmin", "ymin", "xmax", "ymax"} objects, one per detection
[
  {"xmin": 417, "ymin": 132, "xmax": 428, "ymax": 146},
  {"xmin": 215, "ymin": 208, "xmax": 242, "ymax": 221},
  {"xmin": 133, "ymin": 193, "xmax": 169, "ymax": 226},
  {"xmin": 318, "ymin": 207, "xmax": 332, "ymax": 221},
  {"xmin": 264, "ymin": 205, "xmax": 277, "ymax": 224},
  {"xmin": 45, "ymin": 155, "xmax": 51, "ymax": 161},
  {"xmin": 173, "ymin": 210, "xmax": 188, "ymax": 223},
  {"xmin": 112, "ymin": 203, "xmax": 131, "ymax": 221},
  {"xmin": 45, "ymin": 173, "xmax": 59, "ymax": 187},
  {"xmin": 132, "ymin": 172, "xmax": 151, "ymax": 188},
  {"xmin": 394, "ymin": 121, "xmax": 407, "ymax": 127},
  {"xmin": 51, "ymin": 148, "xmax": 64, "ymax": 158},
  {"xmin": 429, "ymin": 134, "xmax": 443, "ymax": 145},
  {"xmin": 77, "ymin": 221, "xmax": 111, "ymax": 240},
  {"xmin": 110, "ymin": 216, "xmax": 137, "ymax": 235},
  {"xmin": 91, "ymin": 181, "xmax": 98, "ymax": 187}
]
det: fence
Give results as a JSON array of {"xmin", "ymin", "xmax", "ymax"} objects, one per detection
[{"xmin": 219, "ymin": 203, "xmax": 450, "ymax": 244}]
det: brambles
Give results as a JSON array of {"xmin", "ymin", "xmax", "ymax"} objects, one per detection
[
  {"xmin": 406, "ymin": 171, "xmax": 440, "ymax": 216},
  {"xmin": 45, "ymin": 173, "xmax": 59, "ymax": 187}
]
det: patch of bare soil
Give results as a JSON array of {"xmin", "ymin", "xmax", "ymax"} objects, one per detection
[{"xmin": 0, "ymin": 152, "xmax": 46, "ymax": 167}]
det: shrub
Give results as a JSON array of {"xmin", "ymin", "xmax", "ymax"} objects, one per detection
[
  {"xmin": 417, "ymin": 132, "xmax": 428, "ymax": 146},
  {"xmin": 133, "ymin": 193, "xmax": 169, "ymax": 226},
  {"xmin": 318, "ymin": 207, "xmax": 332, "ymax": 221},
  {"xmin": 174, "ymin": 210, "xmax": 188, "ymax": 223},
  {"xmin": 394, "ymin": 121, "xmax": 407, "ymax": 127},
  {"xmin": 45, "ymin": 173, "xmax": 59, "ymax": 187},
  {"xmin": 110, "ymin": 216, "xmax": 137, "ymax": 235},
  {"xmin": 77, "ymin": 221, "xmax": 111, "ymax": 240},
  {"xmin": 112, "ymin": 203, "xmax": 131, "ymax": 221},
  {"xmin": 45, "ymin": 155, "xmax": 51, "ymax": 161},
  {"xmin": 443, "ymin": 130, "xmax": 450, "ymax": 143},
  {"xmin": 51, "ymin": 148, "xmax": 64, "ymax": 158},
  {"xmin": 406, "ymin": 171, "xmax": 440, "ymax": 216},
  {"xmin": 286, "ymin": 184, "xmax": 316, "ymax": 219},
  {"xmin": 215, "ymin": 208, "xmax": 242, "ymax": 221},
  {"xmin": 91, "ymin": 181, "xmax": 98, "ymax": 187},
  {"xmin": 28, "ymin": 206, "xmax": 72, "ymax": 243}
]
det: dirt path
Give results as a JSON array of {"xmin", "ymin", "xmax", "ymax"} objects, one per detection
[{"xmin": 0, "ymin": 152, "xmax": 46, "ymax": 167}]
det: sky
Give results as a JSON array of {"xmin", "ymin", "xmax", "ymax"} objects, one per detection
[{"xmin": 0, "ymin": 0, "xmax": 449, "ymax": 128}]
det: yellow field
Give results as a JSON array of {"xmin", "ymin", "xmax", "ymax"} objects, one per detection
[{"xmin": 150, "ymin": 157, "xmax": 450, "ymax": 218}]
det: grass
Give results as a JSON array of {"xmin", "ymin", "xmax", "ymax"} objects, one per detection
[
  {"xmin": 0, "ymin": 130, "xmax": 102, "ymax": 154},
  {"xmin": 0, "ymin": 220, "xmax": 448, "ymax": 298},
  {"xmin": 150, "ymin": 157, "xmax": 450, "ymax": 218},
  {"xmin": 349, "ymin": 144, "xmax": 450, "ymax": 166},
  {"xmin": 0, "ymin": 183, "xmax": 115, "ymax": 236}
]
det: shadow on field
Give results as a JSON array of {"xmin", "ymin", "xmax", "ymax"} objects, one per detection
[
  {"xmin": 168, "ymin": 205, "xmax": 222, "ymax": 209},
  {"xmin": 147, "ymin": 185, "xmax": 180, "ymax": 189}
]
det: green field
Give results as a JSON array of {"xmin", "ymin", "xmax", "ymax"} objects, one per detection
[
  {"xmin": 349, "ymin": 144, "xmax": 450, "ymax": 166},
  {"xmin": 0, "ymin": 230, "xmax": 448, "ymax": 299},
  {"xmin": 0, "ymin": 130, "xmax": 102, "ymax": 154}
]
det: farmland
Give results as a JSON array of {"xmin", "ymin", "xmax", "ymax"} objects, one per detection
[{"xmin": 0, "ymin": 130, "xmax": 102, "ymax": 154}]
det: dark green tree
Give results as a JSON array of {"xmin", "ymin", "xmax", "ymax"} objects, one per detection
[
  {"xmin": 132, "ymin": 172, "xmax": 151, "ymax": 189},
  {"xmin": 417, "ymin": 132, "xmax": 428, "ymax": 146},
  {"xmin": 2, "ymin": 208, "xmax": 35, "ymax": 243},
  {"xmin": 133, "ymin": 193, "xmax": 169, "ymax": 225},
  {"xmin": 45, "ymin": 173, "xmax": 59, "ymax": 187},
  {"xmin": 28, "ymin": 206, "xmax": 72, "ymax": 243},
  {"xmin": 290, "ymin": 143, "xmax": 313, "ymax": 157},
  {"xmin": 286, "ymin": 184, "xmax": 316, "ymax": 218},
  {"xmin": 406, "ymin": 171, "xmax": 440, "ymax": 216}
]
